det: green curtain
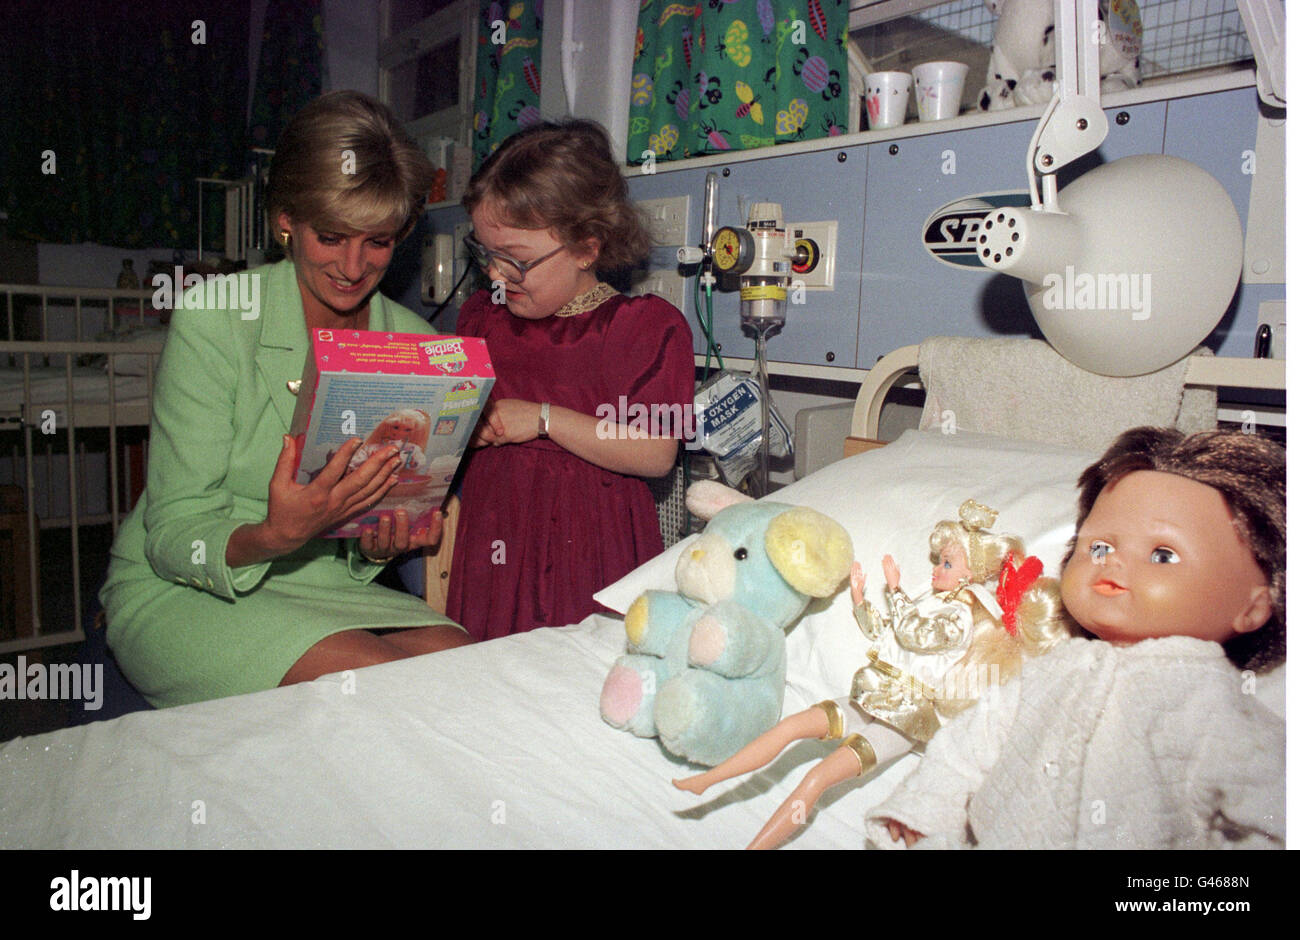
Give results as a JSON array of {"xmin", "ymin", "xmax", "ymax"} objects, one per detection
[
  {"xmin": 627, "ymin": 1, "xmax": 849, "ymax": 165},
  {"xmin": 248, "ymin": 0, "xmax": 326, "ymax": 151},
  {"xmin": 0, "ymin": 0, "xmax": 249, "ymax": 250},
  {"xmin": 472, "ymin": 1, "xmax": 545, "ymax": 168}
]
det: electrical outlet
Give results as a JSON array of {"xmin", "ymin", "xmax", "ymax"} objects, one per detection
[
  {"xmin": 788, "ymin": 220, "xmax": 837, "ymax": 290},
  {"xmin": 639, "ymin": 196, "xmax": 691, "ymax": 247},
  {"xmin": 630, "ymin": 267, "xmax": 688, "ymax": 313},
  {"xmin": 421, "ymin": 233, "xmax": 455, "ymax": 305}
]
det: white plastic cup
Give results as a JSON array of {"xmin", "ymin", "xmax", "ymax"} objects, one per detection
[
  {"xmin": 864, "ymin": 71, "xmax": 912, "ymax": 130},
  {"xmin": 912, "ymin": 61, "xmax": 969, "ymax": 122}
]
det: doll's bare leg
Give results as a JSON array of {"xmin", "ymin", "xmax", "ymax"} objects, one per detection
[
  {"xmin": 747, "ymin": 720, "xmax": 915, "ymax": 850},
  {"xmin": 672, "ymin": 704, "xmax": 832, "ymax": 795},
  {"xmin": 746, "ymin": 745, "xmax": 863, "ymax": 850}
]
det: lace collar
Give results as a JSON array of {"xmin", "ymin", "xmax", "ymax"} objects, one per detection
[{"xmin": 554, "ymin": 282, "xmax": 618, "ymax": 318}]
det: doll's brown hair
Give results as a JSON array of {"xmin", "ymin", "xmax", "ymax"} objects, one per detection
[
  {"xmin": 1071, "ymin": 426, "xmax": 1285, "ymax": 671},
  {"xmin": 463, "ymin": 119, "xmax": 651, "ymax": 275}
]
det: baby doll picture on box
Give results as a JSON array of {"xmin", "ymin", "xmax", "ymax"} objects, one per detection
[{"xmin": 289, "ymin": 329, "xmax": 495, "ymax": 537}]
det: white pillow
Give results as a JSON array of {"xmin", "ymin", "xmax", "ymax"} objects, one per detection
[{"xmin": 595, "ymin": 429, "xmax": 1098, "ymax": 698}]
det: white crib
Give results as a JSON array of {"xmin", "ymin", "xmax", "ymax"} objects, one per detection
[{"xmin": 1, "ymin": 283, "xmax": 165, "ymax": 652}]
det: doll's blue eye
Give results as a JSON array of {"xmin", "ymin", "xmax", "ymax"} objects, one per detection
[
  {"xmin": 1088, "ymin": 540, "xmax": 1113, "ymax": 563},
  {"xmin": 1150, "ymin": 547, "xmax": 1180, "ymax": 564},
  {"xmin": 734, "ymin": 547, "xmax": 748, "ymax": 560}
]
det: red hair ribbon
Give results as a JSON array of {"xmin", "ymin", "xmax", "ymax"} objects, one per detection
[{"xmin": 997, "ymin": 555, "xmax": 1043, "ymax": 636}]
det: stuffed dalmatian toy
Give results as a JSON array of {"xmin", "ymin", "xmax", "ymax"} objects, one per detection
[{"xmin": 978, "ymin": 0, "xmax": 1142, "ymax": 111}]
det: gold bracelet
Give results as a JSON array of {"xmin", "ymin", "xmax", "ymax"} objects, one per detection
[
  {"xmin": 814, "ymin": 700, "xmax": 844, "ymax": 741},
  {"xmin": 841, "ymin": 734, "xmax": 879, "ymax": 777}
]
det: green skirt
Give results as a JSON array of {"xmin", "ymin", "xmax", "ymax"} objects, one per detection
[{"xmin": 101, "ymin": 506, "xmax": 462, "ymax": 709}]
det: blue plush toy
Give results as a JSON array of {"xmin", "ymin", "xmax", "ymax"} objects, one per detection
[{"xmin": 600, "ymin": 481, "xmax": 853, "ymax": 766}]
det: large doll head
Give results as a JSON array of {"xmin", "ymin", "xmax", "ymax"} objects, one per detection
[{"xmin": 1062, "ymin": 427, "xmax": 1285, "ymax": 671}]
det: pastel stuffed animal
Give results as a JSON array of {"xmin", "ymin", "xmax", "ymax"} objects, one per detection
[
  {"xmin": 599, "ymin": 481, "xmax": 853, "ymax": 766},
  {"xmin": 978, "ymin": 0, "xmax": 1141, "ymax": 112}
]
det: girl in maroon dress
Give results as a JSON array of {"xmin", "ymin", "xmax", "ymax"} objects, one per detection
[{"xmin": 448, "ymin": 120, "xmax": 696, "ymax": 641}]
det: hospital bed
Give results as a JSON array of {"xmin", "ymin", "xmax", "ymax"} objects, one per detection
[{"xmin": 0, "ymin": 343, "xmax": 1283, "ymax": 848}]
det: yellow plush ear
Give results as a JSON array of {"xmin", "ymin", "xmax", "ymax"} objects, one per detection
[{"xmin": 765, "ymin": 508, "xmax": 854, "ymax": 598}]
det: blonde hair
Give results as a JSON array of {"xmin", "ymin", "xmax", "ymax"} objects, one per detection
[
  {"xmin": 927, "ymin": 507, "xmax": 1081, "ymax": 718},
  {"xmin": 266, "ymin": 91, "xmax": 434, "ymax": 240},
  {"xmin": 367, "ymin": 409, "xmax": 431, "ymax": 449},
  {"xmin": 936, "ymin": 578, "xmax": 1078, "ymax": 718},
  {"xmin": 929, "ymin": 521, "xmax": 1024, "ymax": 584}
]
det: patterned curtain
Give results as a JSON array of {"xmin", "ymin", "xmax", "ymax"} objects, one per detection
[
  {"xmin": 627, "ymin": 1, "xmax": 849, "ymax": 165},
  {"xmin": 248, "ymin": 0, "xmax": 326, "ymax": 151},
  {"xmin": 0, "ymin": 0, "xmax": 249, "ymax": 249},
  {"xmin": 472, "ymin": 1, "xmax": 545, "ymax": 167}
]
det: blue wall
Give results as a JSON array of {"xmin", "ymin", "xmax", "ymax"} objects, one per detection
[{"xmin": 413, "ymin": 85, "xmax": 1280, "ymax": 371}]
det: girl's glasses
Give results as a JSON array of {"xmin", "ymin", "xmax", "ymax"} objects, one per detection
[{"xmin": 463, "ymin": 235, "xmax": 566, "ymax": 285}]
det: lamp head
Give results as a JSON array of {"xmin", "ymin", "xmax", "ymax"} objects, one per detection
[{"xmin": 977, "ymin": 154, "xmax": 1243, "ymax": 376}]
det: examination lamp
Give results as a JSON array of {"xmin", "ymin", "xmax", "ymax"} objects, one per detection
[
  {"xmin": 977, "ymin": 154, "xmax": 1243, "ymax": 376},
  {"xmin": 962, "ymin": 0, "xmax": 1246, "ymax": 376}
]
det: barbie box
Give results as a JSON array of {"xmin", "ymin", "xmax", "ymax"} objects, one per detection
[{"xmin": 289, "ymin": 329, "xmax": 495, "ymax": 538}]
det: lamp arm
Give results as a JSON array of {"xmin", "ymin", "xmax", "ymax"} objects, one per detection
[{"xmin": 1025, "ymin": 0, "xmax": 1109, "ymax": 210}]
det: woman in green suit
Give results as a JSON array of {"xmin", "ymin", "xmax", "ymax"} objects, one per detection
[{"xmin": 101, "ymin": 92, "xmax": 470, "ymax": 708}]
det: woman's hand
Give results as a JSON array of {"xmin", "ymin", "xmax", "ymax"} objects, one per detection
[
  {"xmin": 358, "ymin": 507, "xmax": 444, "ymax": 563},
  {"xmin": 264, "ymin": 436, "xmax": 401, "ymax": 553},
  {"xmin": 886, "ymin": 819, "xmax": 922, "ymax": 847}
]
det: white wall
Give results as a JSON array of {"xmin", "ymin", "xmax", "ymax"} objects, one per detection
[{"xmin": 539, "ymin": 0, "xmax": 638, "ymax": 155}]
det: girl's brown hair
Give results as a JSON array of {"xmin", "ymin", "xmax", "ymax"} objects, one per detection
[
  {"xmin": 463, "ymin": 119, "xmax": 651, "ymax": 274},
  {"xmin": 266, "ymin": 91, "xmax": 433, "ymax": 241},
  {"xmin": 1071, "ymin": 426, "xmax": 1286, "ymax": 671}
]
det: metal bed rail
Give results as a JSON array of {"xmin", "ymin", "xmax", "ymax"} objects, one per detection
[{"xmin": 0, "ymin": 339, "xmax": 162, "ymax": 653}]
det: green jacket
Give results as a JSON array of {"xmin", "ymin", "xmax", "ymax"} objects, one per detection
[{"xmin": 101, "ymin": 259, "xmax": 460, "ymax": 707}]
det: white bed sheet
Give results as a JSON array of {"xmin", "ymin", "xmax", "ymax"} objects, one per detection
[
  {"xmin": 2, "ymin": 428, "xmax": 1281, "ymax": 850},
  {"xmin": 0, "ymin": 366, "xmax": 151, "ymax": 419},
  {"xmin": 0, "ymin": 612, "xmax": 916, "ymax": 849}
]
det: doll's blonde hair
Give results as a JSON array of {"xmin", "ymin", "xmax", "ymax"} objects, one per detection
[
  {"xmin": 928, "ymin": 500, "xmax": 1024, "ymax": 584},
  {"xmin": 928, "ymin": 502, "xmax": 1080, "ymax": 717},
  {"xmin": 936, "ymin": 577, "xmax": 1077, "ymax": 718},
  {"xmin": 367, "ymin": 409, "xmax": 431, "ymax": 449}
]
